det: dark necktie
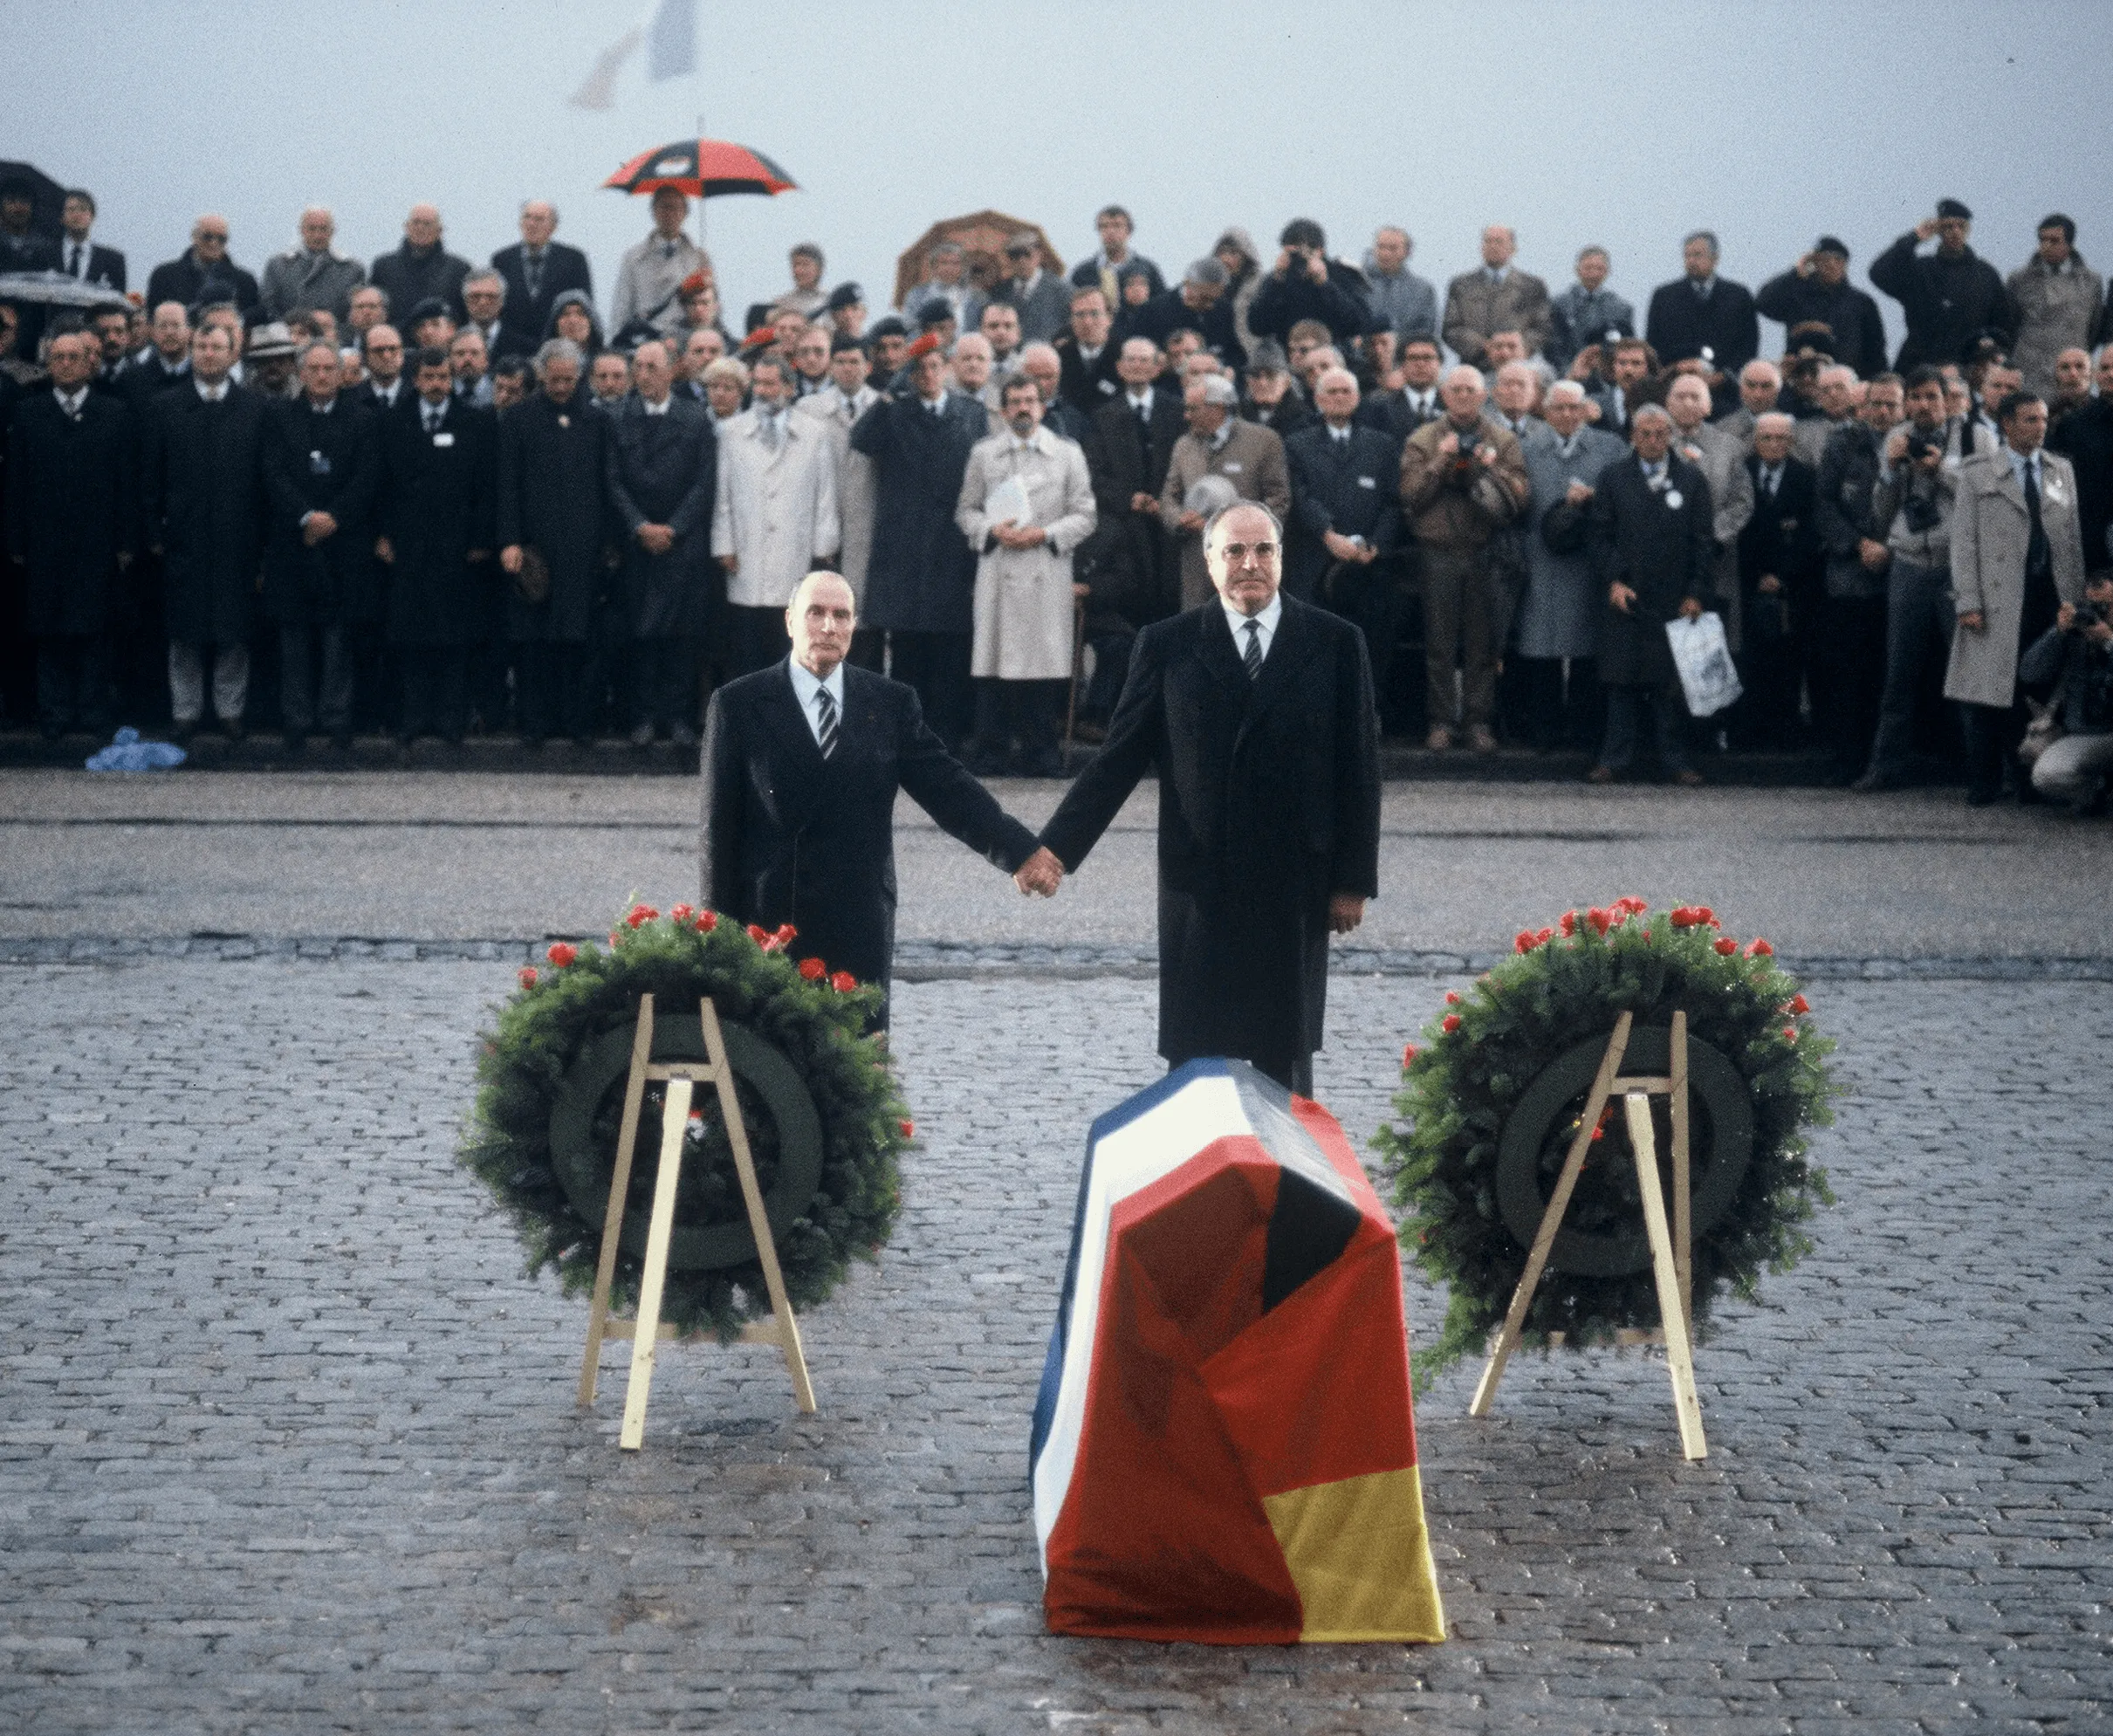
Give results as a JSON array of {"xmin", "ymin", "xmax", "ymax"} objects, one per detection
[
  {"xmin": 424, "ymin": 404, "xmax": 440, "ymax": 434},
  {"xmin": 68, "ymin": 244, "xmax": 84, "ymax": 278},
  {"xmin": 524, "ymin": 252, "xmax": 542, "ymax": 298},
  {"xmin": 814, "ymin": 684, "xmax": 839, "ymax": 758},
  {"xmin": 1135, "ymin": 401, "xmax": 1149, "ymax": 442},
  {"xmin": 2024, "ymin": 458, "xmax": 2052, "ymax": 585},
  {"xmin": 1242, "ymin": 617, "xmax": 1264, "ymax": 678}
]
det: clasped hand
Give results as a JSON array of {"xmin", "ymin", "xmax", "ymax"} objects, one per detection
[{"xmin": 1013, "ymin": 846, "xmax": 1064, "ymax": 897}]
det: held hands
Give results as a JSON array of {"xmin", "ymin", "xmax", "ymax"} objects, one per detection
[
  {"xmin": 1014, "ymin": 846, "xmax": 1064, "ymax": 898},
  {"xmin": 1327, "ymin": 892, "xmax": 1366, "ymax": 935}
]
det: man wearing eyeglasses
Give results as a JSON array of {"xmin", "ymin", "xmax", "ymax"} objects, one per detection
[
  {"xmin": 1032, "ymin": 498, "xmax": 1381, "ymax": 1096},
  {"xmin": 145, "ymin": 216, "xmax": 261, "ymax": 318}
]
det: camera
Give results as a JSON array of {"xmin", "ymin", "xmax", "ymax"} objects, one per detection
[
  {"xmin": 1448, "ymin": 427, "xmax": 1481, "ymax": 484},
  {"xmin": 1904, "ymin": 430, "xmax": 1941, "ymax": 465},
  {"xmin": 2073, "ymin": 600, "xmax": 2105, "ymax": 631}
]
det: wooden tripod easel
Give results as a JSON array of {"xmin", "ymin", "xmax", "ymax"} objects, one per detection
[
  {"xmin": 1468, "ymin": 1010, "xmax": 1707, "ymax": 1460},
  {"xmin": 576, "ymin": 993, "xmax": 817, "ymax": 1449}
]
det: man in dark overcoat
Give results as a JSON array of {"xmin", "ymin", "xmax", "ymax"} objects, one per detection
[
  {"xmin": 1087, "ymin": 336, "xmax": 1185, "ymax": 627},
  {"xmin": 1644, "ymin": 232, "xmax": 1760, "ymax": 416},
  {"xmin": 607, "ymin": 338, "xmax": 715, "ymax": 746},
  {"xmin": 141, "ymin": 323, "xmax": 265, "ymax": 738},
  {"xmin": 376, "ymin": 347, "xmax": 495, "ymax": 744},
  {"xmin": 1284, "ymin": 366, "xmax": 1403, "ymax": 603},
  {"xmin": 1733, "ymin": 412, "xmax": 1820, "ymax": 748},
  {"xmin": 261, "ymin": 341, "xmax": 380, "ymax": 751},
  {"xmin": 1037, "ymin": 500, "xmax": 1382, "ymax": 1095},
  {"xmin": 497, "ymin": 339, "xmax": 611, "ymax": 745},
  {"xmin": 1588, "ymin": 404, "xmax": 1712, "ymax": 783},
  {"xmin": 491, "ymin": 200, "xmax": 594, "ymax": 357},
  {"xmin": 850, "ymin": 336, "xmax": 987, "ymax": 745},
  {"xmin": 703, "ymin": 571, "xmax": 1047, "ymax": 1026},
  {"xmin": 5, "ymin": 326, "xmax": 134, "ymax": 736}
]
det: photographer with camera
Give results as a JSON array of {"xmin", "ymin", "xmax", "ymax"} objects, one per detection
[
  {"xmin": 2019, "ymin": 573, "xmax": 2113, "ymax": 813},
  {"xmin": 1854, "ymin": 365, "xmax": 1998, "ymax": 789},
  {"xmin": 1400, "ymin": 365, "xmax": 1530, "ymax": 751}
]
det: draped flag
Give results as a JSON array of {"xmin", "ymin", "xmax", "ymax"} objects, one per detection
[{"xmin": 1030, "ymin": 1060, "xmax": 1445, "ymax": 1643}]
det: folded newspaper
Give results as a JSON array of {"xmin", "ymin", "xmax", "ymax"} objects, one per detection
[{"xmin": 983, "ymin": 475, "xmax": 1032, "ymax": 527}]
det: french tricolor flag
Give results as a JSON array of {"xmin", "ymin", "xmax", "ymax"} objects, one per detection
[{"xmin": 1030, "ymin": 1060, "xmax": 1446, "ymax": 1643}]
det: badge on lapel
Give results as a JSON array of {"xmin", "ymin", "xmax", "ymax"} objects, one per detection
[{"xmin": 1664, "ymin": 489, "xmax": 1683, "ymax": 511}]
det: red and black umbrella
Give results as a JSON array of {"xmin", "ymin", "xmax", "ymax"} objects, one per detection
[{"xmin": 602, "ymin": 139, "xmax": 797, "ymax": 201}]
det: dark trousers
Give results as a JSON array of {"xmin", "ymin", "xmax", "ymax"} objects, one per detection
[
  {"xmin": 1081, "ymin": 626, "xmax": 1135, "ymax": 723},
  {"xmin": 725, "ymin": 605, "xmax": 792, "ymax": 679},
  {"xmin": 632, "ymin": 637, "xmax": 699, "ymax": 736},
  {"xmin": 278, "ymin": 623, "xmax": 354, "ymax": 737},
  {"xmin": 1866, "ymin": 559, "xmax": 1957, "ymax": 778},
  {"xmin": 1821, "ymin": 595, "xmax": 1890, "ymax": 777},
  {"xmin": 1787, "ymin": 573, "xmax": 1827, "ymax": 739},
  {"xmin": 1510, "ymin": 655, "xmax": 1601, "ymax": 752},
  {"xmin": 36, "ymin": 635, "xmax": 110, "ymax": 734},
  {"xmin": 1327, "ymin": 559, "xmax": 1406, "ymax": 729},
  {"xmin": 397, "ymin": 648, "xmax": 467, "ymax": 742},
  {"xmin": 1959, "ymin": 698, "xmax": 2029, "ymax": 802},
  {"xmin": 468, "ymin": 639, "xmax": 511, "ymax": 733},
  {"xmin": 1599, "ymin": 681, "xmax": 1690, "ymax": 775},
  {"xmin": 888, "ymin": 630, "xmax": 973, "ymax": 747},
  {"xmin": 1731, "ymin": 614, "xmax": 1801, "ymax": 750},
  {"xmin": 514, "ymin": 642, "xmax": 594, "ymax": 743},
  {"xmin": 347, "ymin": 621, "xmax": 390, "ymax": 732},
  {"xmin": 970, "ymin": 678, "xmax": 1066, "ymax": 775},
  {"xmin": 1420, "ymin": 547, "xmax": 1498, "ymax": 728}
]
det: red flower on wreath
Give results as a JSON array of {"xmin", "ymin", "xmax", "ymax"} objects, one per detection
[
  {"xmin": 1587, "ymin": 906, "xmax": 1614, "ymax": 937},
  {"xmin": 746, "ymin": 923, "xmax": 769, "ymax": 944},
  {"xmin": 625, "ymin": 902, "xmax": 659, "ymax": 929},
  {"xmin": 1714, "ymin": 937, "xmax": 1739, "ymax": 955},
  {"xmin": 899, "ymin": 1118, "xmax": 916, "ymax": 1138},
  {"xmin": 546, "ymin": 942, "xmax": 578, "ymax": 967},
  {"xmin": 670, "ymin": 903, "xmax": 694, "ymax": 923},
  {"xmin": 1442, "ymin": 1013, "xmax": 1462, "ymax": 1033},
  {"xmin": 1402, "ymin": 1042, "xmax": 1418, "ymax": 1068},
  {"xmin": 1444, "ymin": 990, "xmax": 1463, "ymax": 1006},
  {"xmin": 1782, "ymin": 1026, "xmax": 1800, "ymax": 1044},
  {"xmin": 830, "ymin": 971, "xmax": 858, "ymax": 992},
  {"xmin": 799, "ymin": 956, "xmax": 827, "ymax": 981},
  {"xmin": 1560, "ymin": 909, "xmax": 1579, "ymax": 937},
  {"xmin": 1787, "ymin": 992, "xmax": 1810, "ymax": 1016},
  {"xmin": 696, "ymin": 910, "xmax": 717, "ymax": 932},
  {"xmin": 1746, "ymin": 937, "xmax": 1773, "ymax": 957},
  {"xmin": 1616, "ymin": 895, "xmax": 1649, "ymax": 915},
  {"xmin": 518, "ymin": 966, "xmax": 538, "ymax": 989}
]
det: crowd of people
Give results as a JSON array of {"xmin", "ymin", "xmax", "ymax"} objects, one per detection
[{"xmin": 3, "ymin": 177, "xmax": 2109, "ymax": 808}]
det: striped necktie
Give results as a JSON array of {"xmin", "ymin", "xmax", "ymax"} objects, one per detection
[
  {"xmin": 814, "ymin": 684, "xmax": 838, "ymax": 758},
  {"xmin": 1242, "ymin": 618, "xmax": 1264, "ymax": 678}
]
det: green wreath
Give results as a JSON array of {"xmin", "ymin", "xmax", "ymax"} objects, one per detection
[
  {"xmin": 459, "ymin": 902, "xmax": 914, "ymax": 1341},
  {"xmin": 1373, "ymin": 898, "xmax": 1837, "ymax": 1388}
]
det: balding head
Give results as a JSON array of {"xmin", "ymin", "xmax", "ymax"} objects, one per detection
[
  {"xmin": 787, "ymin": 570, "xmax": 857, "ymax": 676},
  {"xmin": 1314, "ymin": 365, "xmax": 1360, "ymax": 427},
  {"xmin": 1441, "ymin": 364, "xmax": 1486, "ymax": 425}
]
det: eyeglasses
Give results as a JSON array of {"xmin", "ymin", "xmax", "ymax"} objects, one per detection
[
  {"xmin": 1218, "ymin": 541, "xmax": 1278, "ymax": 565},
  {"xmin": 196, "ymin": 230, "xmax": 229, "ymax": 243}
]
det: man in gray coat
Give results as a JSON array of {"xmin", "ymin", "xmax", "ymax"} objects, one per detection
[
  {"xmin": 1945, "ymin": 390, "xmax": 2086, "ymax": 804},
  {"xmin": 1443, "ymin": 225, "xmax": 1552, "ymax": 369},
  {"xmin": 259, "ymin": 208, "xmax": 367, "ymax": 323},
  {"xmin": 2007, "ymin": 216, "xmax": 2104, "ymax": 400},
  {"xmin": 1362, "ymin": 227, "xmax": 1437, "ymax": 342},
  {"xmin": 1547, "ymin": 246, "xmax": 1635, "ymax": 374}
]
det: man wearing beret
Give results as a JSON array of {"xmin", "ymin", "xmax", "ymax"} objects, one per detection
[
  {"xmin": 1871, "ymin": 200, "xmax": 2020, "ymax": 371},
  {"xmin": 1756, "ymin": 237, "xmax": 1889, "ymax": 379}
]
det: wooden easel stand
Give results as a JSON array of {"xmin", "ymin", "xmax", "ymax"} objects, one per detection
[
  {"xmin": 576, "ymin": 993, "xmax": 816, "ymax": 1449},
  {"xmin": 1468, "ymin": 1009, "xmax": 1707, "ymax": 1460}
]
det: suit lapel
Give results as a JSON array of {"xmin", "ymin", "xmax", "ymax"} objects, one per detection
[
  {"xmin": 1195, "ymin": 603, "xmax": 1250, "ymax": 692},
  {"xmin": 1243, "ymin": 598, "xmax": 1316, "ymax": 734}
]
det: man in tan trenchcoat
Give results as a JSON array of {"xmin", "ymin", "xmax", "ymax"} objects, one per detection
[
  {"xmin": 1160, "ymin": 375, "xmax": 1291, "ymax": 609},
  {"xmin": 1945, "ymin": 389, "xmax": 2085, "ymax": 804},
  {"xmin": 955, "ymin": 375, "xmax": 1097, "ymax": 775}
]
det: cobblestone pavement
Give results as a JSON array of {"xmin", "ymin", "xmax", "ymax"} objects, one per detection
[{"xmin": 3, "ymin": 957, "xmax": 2108, "ymax": 1733}]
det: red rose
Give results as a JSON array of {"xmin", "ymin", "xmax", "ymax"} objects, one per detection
[
  {"xmin": 1714, "ymin": 937, "xmax": 1738, "ymax": 955},
  {"xmin": 1746, "ymin": 937, "xmax": 1773, "ymax": 957},
  {"xmin": 776, "ymin": 923, "xmax": 798, "ymax": 943},
  {"xmin": 1401, "ymin": 1042, "xmax": 1417, "ymax": 1068},
  {"xmin": 546, "ymin": 942, "xmax": 578, "ymax": 967},
  {"xmin": 1442, "ymin": 1013, "xmax": 1461, "ymax": 1033},
  {"xmin": 1698, "ymin": 906, "xmax": 1719, "ymax": 926},
  {"xmin": 830, "ymin": 971, "xmax": 858, "ymax": 992},
  {"xmin": 518, "ymin": 966, "xmax": 538, "ymax": 989},
  {"xmin": 799, "ymin": 957, "xmax": 826, "ymax": 981},
  {"xmin": 746, "ymin": 923, "xmax": 769, "ymax": 944},
  {"xmin": 624, "ymin": 903, "xmax": 657, "ymax": 930},
  {"xmin": 1782, "ymin": 1026, "xmax": 1799, "ymax": 1044},
  {"xmin": 697, "ymin": 910, "xmax": 718, "ymax": 932},
  {"xmin": 670, "ymin": 903, "xmax": 694, "ymax": 923},
  {"xmin": 1560, "ymin": 909, "xmax": 1579, "ymax": 937},
  {"xmin": 1788, "ymin": 992, "xmax": 1810, "ymax": 1015},
  {"xmin": 1670, "ymin": 906, "xmax": 1698, "ymax": 928},
  {"xmin": 1616, "ymin": 895, "xmax": 1648, "ymax": 915},
  {"xmin": 1444, "ymin": 990, "xmax": 1463, "ymax": 1006},
  {"xmin": 899, "ymin": 1119, "xmax": 916, "ymax": 1138},
  {"xmin": 1536, "ymin": 927, "xmax": 1554, "ymax": 946},
  {"xmin": 1587, "ymin": 907, "xmax": 1613, "ymax": 937}
]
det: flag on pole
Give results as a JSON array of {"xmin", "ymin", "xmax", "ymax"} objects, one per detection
[
  {"xmin": 648, "ymin": 0, "xmax": 696, "ymax": 79},
  {"xmin": 1030, "ymin": 1060, "xmax": 1446, "ymax": 1644},
  {"xmin": 569, "ymin": 27, "xmax": 643, "ymax": 110}
]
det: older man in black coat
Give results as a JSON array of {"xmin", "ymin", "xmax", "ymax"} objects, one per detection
[
  {"xmin": 377, "ymin": 347, "xmax": 495, "ymax": 744},
  {"xmin": 1087, "ymin": 337, "xmax": 1185, "ymax": 624},
  {"xmin": 142, "ymin": 323, "xmax": 266, "ymax": 738},
  {"xmin": 850, "ymin": 338, "xmax": 988, "ymax": 744},
  {"xmin": 497, "ymin": 340, "xmax": 611, "ymax": 745},
  {"xmin": 262, "ymin": 341, "xmax": 380, "ymax": 751},
  {"xmin": 1645, "ymin": 232, "xmax": 1760, "ymax": 416},
  {"xmin": 491, "ymin": 200, "xmax": 593, "ymax": 356},
  {"xmin": 703, "ymin": 571, "xmax": 1045, "ymax": 1025},
  {"xmin": 5, "ymin": 326, "xmax": 134, "ymax": 737},
  {"xmin": 1734, "ymin": 412, "xmax": 1820, "ymax": 748},
  {"xmin": 1038, "ymin": 500, "xmax": 1382, "ymax": 1095},
  {"xmin": 1588, "ymin": 405, "xmax": 1712, "ymax": 784},
  {"xmin": 607, "ymin": 338, "xmax": 716, "ymax": 747}
]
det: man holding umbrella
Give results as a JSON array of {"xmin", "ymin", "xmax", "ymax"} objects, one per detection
[{"xmin": 613, "ymin": 187, "xmax": 710, "ymax": 342}]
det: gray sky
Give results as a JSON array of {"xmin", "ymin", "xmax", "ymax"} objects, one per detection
[{"xmin": 12, "ymin": 0, "xmax": 2113, "ymax": 356}]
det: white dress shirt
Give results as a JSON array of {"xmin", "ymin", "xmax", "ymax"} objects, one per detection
[
  {"xmin": 786, "ymin": 656, "xmax": 847, "ymax": 746},
  {"xmin": 1220, "ymin": 591, "xmax": 1283, "ymax": 664}
]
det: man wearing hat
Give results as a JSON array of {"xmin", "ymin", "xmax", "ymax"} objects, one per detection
[
  {"xmin": 1128, "ymin": 258, "xmax": 1245, "ymax": 371},
  {"xmin": 985, "ymin": 233, "xmax": 1073, "ymax": 347},
  {"xmin": 242, "ymin": 321, "xmax": 301, "ymax": 399},
  {"xmin": 1757, "ymin": 238, "xmax": 1889, "ymax": 379},
  {"xmin": 1871, "ymin": 201, "xmax": 2019, "ymax": 371},
  {"xmin": 823, "ymin": 282, "xmax": 866, "ymax": 340}
]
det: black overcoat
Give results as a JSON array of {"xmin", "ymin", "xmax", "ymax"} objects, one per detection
[
  {"xmin": 1284, "ymin": 423, "xmax": 1403, "ymax": 601},
  {"xmin": 5, "ymin": 390, "xmax": 135, "ymax": 636},
  {"xmin": 1040, "ymin": 596, "xmax": 1381, "ymax": 1085},
  {"xmin": 1589, "ymin": 452, "xmax": 1713, "ymax": 686},
  {"xmin": 142, "ymin": 383, "xmax": 267, "ymax": 645},
  {"xmin": 605, "ymin": 395, "xmax": 716, "ymax": 639},
  {"xmin": 1736, "ymin": 456, "xmax": 1821, "ymax": 602},
  {"xmin": 378, "ymin": 397, "xmax": 496, "ymax": 648},
  {"xmin": 701, "ymin": 662, "xmax": 1037, "ymax": 1012},
  {"xmin": 850, "ymin": 392, "xmax": 986, "ymax": 635},
  {"xmin": 1087, "ymin": 390, "xmax": 1183, "ymax": 622},
  {"xmin": 1643, "ymin": 278, "xmax": 1761, "ymax": 377},
  {"xmin": 495, "ymin": 392, "xmax": 610, "ymax": 644},
  {"xmin": 260, "ymin": 395, "xmax": 380, "ymax": 627}
]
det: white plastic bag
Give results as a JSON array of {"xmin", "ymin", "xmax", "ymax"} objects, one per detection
[{"xmin": 1664, "ymin": 612, "xmax": 1743, "ymax": 717}]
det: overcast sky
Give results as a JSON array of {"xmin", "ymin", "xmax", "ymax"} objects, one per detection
[{"xmin": 11, "ymin": 0, "xmax": 2113, "ymax": 355}]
